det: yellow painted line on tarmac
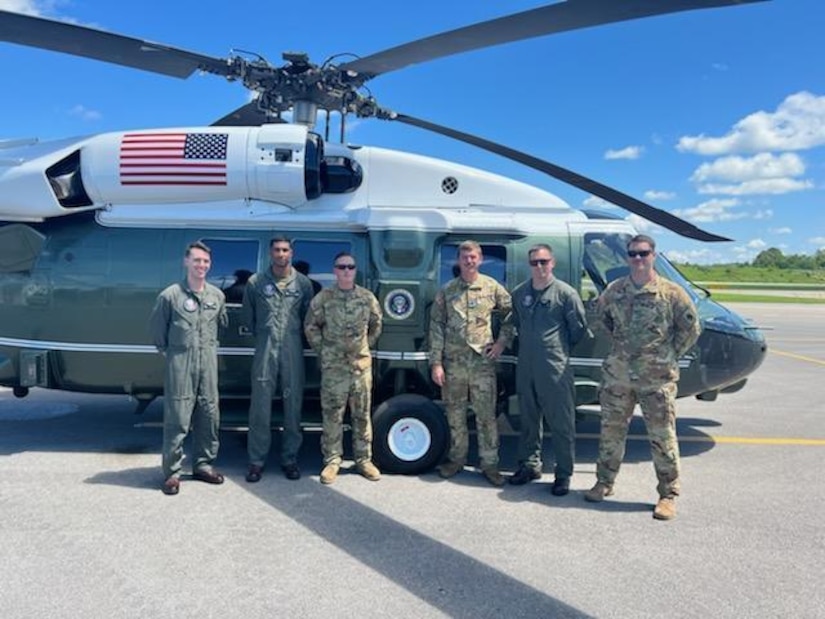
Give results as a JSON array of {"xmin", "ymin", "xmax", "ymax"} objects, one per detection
[
  {"xmin": 770, "ymin": 349, "xmax": 825, "ymax": 366},
  {"xmin": 576, "ymin": 433, "xmax": 825, "ymax": 446}
]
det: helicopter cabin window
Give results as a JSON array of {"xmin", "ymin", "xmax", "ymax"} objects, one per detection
[
  {"xmin": 438, "ymin": 243, "xmax": 507, "ymax": 286},
  {"xmin": 292, "ymin": 240, "xmax": 352, "ymax": 292},
  {"xmin": 202, "ymin": 239, "xmax": 259, "ymax": 305}
]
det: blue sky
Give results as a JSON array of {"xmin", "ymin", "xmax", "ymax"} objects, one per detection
[{"xmin": 1, "ymin": 0, "xmax": 823, "ymax": 264}]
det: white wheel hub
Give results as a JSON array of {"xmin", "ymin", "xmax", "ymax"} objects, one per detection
[{"xmin": 387, "ymin": 416, "xmax": 432, "ymax": 462}]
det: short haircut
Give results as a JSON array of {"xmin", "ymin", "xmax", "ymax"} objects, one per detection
[
  {"xmin": 527, "ymin": 243, "xmax": 554, "ymax": 259},
  {"xmin": 269, "ymin": 235, "xmax": 293, "ymax": 248},
  {"xmin": 457, "ymin": 240, "xmax": 482, "ymax": 256},
  {"xmin": 627, "ymin": 234, "xmax": 656, "ymax": 251},
  {"xmin": 185, "ymin": 240, "xmax": 211, "ymax": 257},
  {"xmin": 333, "ymin": 251, "xmax": 355, "ymax": 265}
]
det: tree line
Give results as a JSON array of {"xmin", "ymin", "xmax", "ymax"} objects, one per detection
[{"xmin": 751, "ymin": 248, "xmax": 825, "ymax": 270}]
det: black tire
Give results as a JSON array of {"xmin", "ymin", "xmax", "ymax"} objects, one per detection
[{"xmin": 372, "ymin": 394, "xmax": 448, "ymax": 474}]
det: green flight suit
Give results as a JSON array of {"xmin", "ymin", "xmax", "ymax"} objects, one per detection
[
  {"xmin": 511, "ymin": 278, "xmax": 588, "ymax": 479},
  {"xmin": 304, "ymin": 285, "xmax": 382, "ymax": 466},
  {"xmin": 149, "ymin": 281, "xmax": 228, "ymax": 479},
  {"xmin": 242, "ymin": 267, "xmax": 314, "ymax": 468}
]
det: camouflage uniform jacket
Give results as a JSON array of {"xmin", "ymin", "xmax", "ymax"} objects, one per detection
[
  {"xmin": 304, "ymin": 285, "xmax": 383, "ymax": 372},
  {"xmin": 598, "ymin": 276, "xmax": 700, "ymax": 386},
  {"xmin": 429, "ymin": 274, "xmax": 514, "ymax": 366}
]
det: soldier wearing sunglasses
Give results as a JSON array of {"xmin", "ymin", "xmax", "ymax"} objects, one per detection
[
  {"xmin": 304, "ymin": 252, "xmax": 383, "ymax": 485},
  {"xmin": 585, "ymin": 234, "xmax": 700, "ymax": 521},
  {"xmin": 509, "ymin": 244, "xmax": 588, "ymax": 496}
]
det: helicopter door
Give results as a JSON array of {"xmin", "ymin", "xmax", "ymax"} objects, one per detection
[{"xmin": 201, "ymin": 237, "xmax": 261, "ymax": 394}]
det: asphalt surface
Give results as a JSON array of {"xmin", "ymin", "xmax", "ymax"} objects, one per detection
[{"xmin": 1, "ymin": 303, "xmax": 823, "ymax": 618}]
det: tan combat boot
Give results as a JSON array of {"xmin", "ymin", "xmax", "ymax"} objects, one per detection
[
  {"xmin": 320, "ymin": 463, "xmax": 340, "ymax": 485},
  {"xmin": 584, "ymin": 482, "xmax": 614, "ymax": 503},
  {"xmin": 357, "ymin": 461, "xmax": 381, "ymax": 481},
  {"xmin": 437, "ymin": 461, "xmax": 464, "ymax": 479},
  {"xmin": 481, "ymin": 467, "xmax": 506, "ymax": 487},
  {"xmin": 653, "ymin": 496, "xmax": 677, "ymax": 520}
]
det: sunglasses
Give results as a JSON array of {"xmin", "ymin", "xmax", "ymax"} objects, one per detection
[
  {"xmin": 627, "ymin": 250, "xmax": 652, "ymax": 258},
  {"xmin": 334, "ymin": 264, "xmax": 356, "ymax": 270},
  {"xmin": 529, "ymin": 259, "xmax": 551, "ymax": 267}
]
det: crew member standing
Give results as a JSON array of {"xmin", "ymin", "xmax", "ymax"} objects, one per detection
[
  {"xmin": 149, "ymin": 240, "xmax": 228, "ymax": 496},
  {"xmin": 509, "ymin": 244, "xmax": 588, "ymax": 496},
  {"xmin": 304, "ymin": 252, "xmax": 383, "ymax": 485},
  {"xmin": 429, "ymin": 240, "xmax": 514, "ymax": 487},
  {"xmin": 243, "ymin": 236, "xmax": 315, "ymax": 482},
  {"xmin": 585, "ymin": 234, "xmax": 700, "ymax": 520}
]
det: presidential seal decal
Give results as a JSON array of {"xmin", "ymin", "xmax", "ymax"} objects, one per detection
[{"xmin": 384, "ymin": 289, "xmax": 415, "ymax": 320}]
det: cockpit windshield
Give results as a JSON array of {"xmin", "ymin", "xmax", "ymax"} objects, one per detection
[{"xmin": 582, "ymin": 232, "xmax": 704, "ymax": 304}]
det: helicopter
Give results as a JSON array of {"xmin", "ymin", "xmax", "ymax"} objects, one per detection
[{"xmin": 0, "ymin": 1, "xmax": 768, "ymax": 474}]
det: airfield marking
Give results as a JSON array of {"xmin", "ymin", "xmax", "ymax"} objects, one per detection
[
  {"xmin": 576, "ymin": 433, "xmax": 825, "ymax": 446},
  {"xmin": 770, "ymin": 349, "xmax": 825, "ymax": 366}
]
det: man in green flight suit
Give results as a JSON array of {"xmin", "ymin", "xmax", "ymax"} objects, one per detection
[
  {"xmin": 149, "ymin": 240, "xmax": 228, "ymax": 496},
  {"xmin": 429, "ymin": 240, "xmax": 514, "ymax": 487},
  {"xmin": 509, "ymin": 244, "xmax": 589, "ymax": 496},
  {"xmin": 243, "ymin": 236, "xmax": 315, "ymax": 482},
  {"xmin": 585, "ymin": 234, "xmax": 701, "ymax": 520},
  {"xmin": 304, "ymin": 251, "xmax": 383, "ymax": 485}
]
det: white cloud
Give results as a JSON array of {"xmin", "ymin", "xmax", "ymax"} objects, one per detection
[
  {"xmin": 808, "ymin": 236, "xmax": 825, "ymax": 247},
  {"xmin": 0, "ymin": 0, "xmax": 64, "ymax": 15},
  {"xmin": 753, "ymin": 209, "xmax": 773, "ymax": 220},
  {"xmin": 604, "ymin": 145, "xmax": 643, "ymax": 160},
  {"xmin": 582, "ymin": 195, "xmax": 614, "ymax": 209},
  {"xmin": 677, "ymin": 91, "xmax": 825, "ymax": 155},
  {"xmin": 690, "ymin": 153, "xmax": 805, "ymax": 183},
  {"xmin": 664, "ymin": 248, "xmax": 717, "ymax": 264},
  {"xmin": 747, "ymin": 238, "xmax": 767, "ymax": 250},
  {"xmin": 643, "ymin": 190, "xmax": 676, "ymax": 201},
  {"xmin": 672, "ymin": 198, "xmax": 746, "ymax": 223},
  {"xmin": 769, "ymin": 227, "xmax": 792, "ymax": 234},
  {"xmin": 68, "ymin": 104, "xmax": 102, "ymax": 121},
  {"xmin": 625, "ymin": 213, "xmax": 664, "ymax": 234},
  {"xmin": 695, "ymin": 178, "xmax": 813, "ymax": 195},
  {"xmin": 711, "ymin": 63, "xmax": 729, "ymax": 72}
]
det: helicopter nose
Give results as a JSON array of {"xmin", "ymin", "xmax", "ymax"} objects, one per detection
[{"xmin": 690, "ymin": 309, "xmax": 767, "ymax": 400}]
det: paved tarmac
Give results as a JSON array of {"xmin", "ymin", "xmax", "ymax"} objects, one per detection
[{"xmin": 1, "ymin": 303, "xmax": 823, "ymax": 618}]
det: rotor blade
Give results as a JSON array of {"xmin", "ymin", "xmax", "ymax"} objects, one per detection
[
  {"xmin": 0, "ymin": 10, "xmax": 229, "ymax": 78},
  {"xmin": 211, "ymin": 102, "xmax": 281, "ymax": 127},
  {"xmin": 393, "ymin": 113, "xmax": 732, "ymax": 242},
  {"xmin": 340, "ymin": 0, "xmax": 768, "ymax": 79}
]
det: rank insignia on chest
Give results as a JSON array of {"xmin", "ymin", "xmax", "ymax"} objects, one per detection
[{"xmin": 183, "ymin": 298, "xmax": 198, "ymax": 312}]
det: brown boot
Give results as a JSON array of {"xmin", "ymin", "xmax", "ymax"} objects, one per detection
[
  {"xmin": 584, "ymin": 482, "xmax": 614, "ymax": 503},
  {"xmin": 653, "ymin": 496, "xmax": 677, "ymax": 520},
  {"xmin": 481, "ymin": 467, "xmax": 505, "ymax": 487},
  {"xmin": 320, "ymin": 463, "xmax": 340, "ymax": 485},
  {"xmin": 437, "ymin": 461, "xmax": 463, "ymax": 479},
  {"xmin": 357, "ymin": 461, "xmax": 381, "ymax": 481}
]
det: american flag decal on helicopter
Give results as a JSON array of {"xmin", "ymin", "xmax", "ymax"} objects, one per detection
[{"xmin": 119, "ymin": 132, "xmax": 228, "ymax": 186}]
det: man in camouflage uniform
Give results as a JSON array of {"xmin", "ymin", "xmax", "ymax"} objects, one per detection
[
  {"xmin": 429, "ymin": 240, "xmax": 514, "ymax": 487},
  {"xmin": 585, "ymin": 234, "xmax": 701, "ymax": 520},
  {"xmin": 510, "ymin": 244, "xmax": 589, "ymax": 496},
  {"xmin": 304, "ymin": 252, "xmax": 383, "ymax": 484},
  {"xmin": 149, "ymin": 241, "xmax": 228, "ymax": 496},
  {"xmin": 243, "ymin": 236, "xmax": 315, "ymax": 483}
]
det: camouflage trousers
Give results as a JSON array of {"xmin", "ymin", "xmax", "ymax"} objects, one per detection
[
  {"xmin": 320, "ymin": 366, "xmax": 373, "ymax": 466},
  {"xmin": 443, "ymin": 351, "xmax": 499, "ymax": 468},
  {"xmin": 596, "ymin": 380, "xmax": 680, "ymax": 498}
]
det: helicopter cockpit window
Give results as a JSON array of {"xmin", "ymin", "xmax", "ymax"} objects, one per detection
[
  {"xmin": 202, "ymin": 239, "xmax": 259, "ymax": 305},
  {"xmin": 292, "ymin": 240, "xmax": 352, "ymax": 292},
  {"xmin": 582, "ymin": 232, "xmax": 632, "ymax": 294},
  {"xmin": 438, "ymin": 243, "xmax": 507, "ymax": 286}
]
